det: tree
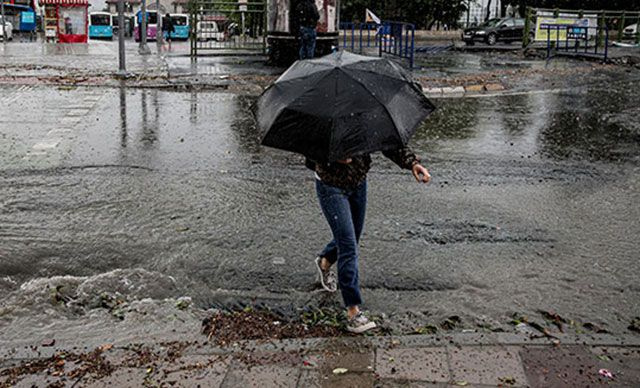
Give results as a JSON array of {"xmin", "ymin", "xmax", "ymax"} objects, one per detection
[{"xmin": 340, "ymin": 0, "xmax": 468, "ymax": 29}]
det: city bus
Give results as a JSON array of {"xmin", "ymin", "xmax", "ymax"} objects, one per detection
[
  {"xmin": 166, "ymin": 13, "xmax": 189, "ymax": 40},
  {"xmin": 134, "ymin": 10, "xmax": 158, "ymax": 41},
  {"xmin": 89, "ymin": 12, "xmax": 113, "ymax": 40},
  {"xmin": 1, "ymin": 3, "xmax": 36, "ymax": 32}
]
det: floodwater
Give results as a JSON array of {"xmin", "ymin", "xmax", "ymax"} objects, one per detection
[{"xmin": 0, "ymin": 64, "xmax": 639, "ymax": 342}]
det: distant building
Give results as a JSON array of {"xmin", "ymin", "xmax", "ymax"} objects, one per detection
[{"xmin": 460, "ymin": 0, "xmax": 503, "ymax": 28}]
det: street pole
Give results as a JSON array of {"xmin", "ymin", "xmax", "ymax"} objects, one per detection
[
  {"xmin": 117, "ymin": 0, "xmax": 127, "ymax": 74},
  {"xmin": 1, "ymin": 1, "xmax": 6, "ymax": 44},
  {"xmin": 139, "ymin": 0, "xmax": 151, "ymax": 54},
  {"xmin": 156, "ymin": 0, "xmax": 162, "ymax": 50}
]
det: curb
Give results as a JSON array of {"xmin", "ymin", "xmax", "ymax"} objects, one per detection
[{"xmin": 3, "ymin": 332, "xmax": 639, "ymax": 365}]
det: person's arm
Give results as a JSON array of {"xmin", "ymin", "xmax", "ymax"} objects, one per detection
[{"xmin": 382, "ymin": 148, "xmax": 431, "ymax": 183}]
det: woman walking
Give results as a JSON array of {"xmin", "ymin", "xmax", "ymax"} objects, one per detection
[{"xmin": 310, "ymin": 150, "xmax": 431, "ymax": 333}]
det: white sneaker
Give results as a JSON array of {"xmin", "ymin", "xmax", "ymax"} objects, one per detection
[
  {"xmin": 347, "ymin": 312, "xmax": 377, "ymax": 334},
  {"xmin": 315, "ymin": 256, "xmax": 337, "ymax": 293}
]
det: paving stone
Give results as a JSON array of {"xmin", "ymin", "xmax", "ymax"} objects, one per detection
[
  {"xmin": 87, "ymin": 367, "xmax": 148, "ymax": 387},
  {"xmin": 424, "ymin": 87, "xmax": 443, "ymax": 95},
  {"xmin": 160, "ymin": 355, "xmax": 230, "ymax": 388},
  {"xmin": 442, "ymin": 86, "xmax": 465, "ymax": 94},
  {"xmin": 448, "ymin": 346, "xmax": 528, "ymax": 387},
  {"xmin": 10, "ymin": 373, "xmax": 75, "ymax": 388},
  {"xmin": 316, "ymin": 349, "xmax": 375, "ymax": 373},
  {"xmin": 374, "ymin": 379, "xmax": 448, "ymax": 387},
  {"xmin": 299, "ymin": 370, "xmax": 375, "ymax": 388},
  {"xmin": 520, "ymin": 345, "xmax": 640, "ymax": 387},
  {"xmin": 484, "ymin": 83, "xmax": 505, "ymax": 91},
  {"xmin": 465, "ymin": 84, "xmax": 485, "ymax": 92},
  {"xmin": 376, "ymin": 347, "xmax": 449, "ymax": 382},
  {"xmin": 221, "ymin": 364, "xmax": 300, "ymax": 388}
]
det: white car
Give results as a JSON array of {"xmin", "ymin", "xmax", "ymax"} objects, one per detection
[
  {"xmin": 0, "ymin": 18, "xmax": 13, "ymax": 41},
  {"xmin": 196, "ymin": 21, "xmax": 224, "ymax": 41},
  {"xmin": 623, "ymin": 23, "xmax": 637, "ymax": 39}
]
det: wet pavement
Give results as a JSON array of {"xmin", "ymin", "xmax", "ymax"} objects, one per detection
[
  {"xmin": 1, "ymin": 331, "xmax": 639, "ymax": 387},
  {"xmin": 0, "ymin": 44, "xmax": 639, "ymax": 348}
]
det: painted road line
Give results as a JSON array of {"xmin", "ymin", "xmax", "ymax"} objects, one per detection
[
  {"xmin": 60, "ymin": 117, "xmax": 81, "ymax": 125},
  {"xmin": 47, "ymin": 128, "xmax": 73, "ymax": 135},
  {"xmin": 65, "ymin": 110, "xmax": 92, "ymax": 117},
  {"xmin": 32, "ymin": 140, "xmax": 60, "ymax": 150}
]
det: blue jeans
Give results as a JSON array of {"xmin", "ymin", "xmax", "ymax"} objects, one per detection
[
  {"xmin": 316, "ymin": 179, "xmax": 367, "ymax": 307},
  {"xmin": 299, "ymin": 26, "xmax": 317, "ymax": 60}
]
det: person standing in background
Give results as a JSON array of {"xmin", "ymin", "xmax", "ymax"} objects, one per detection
[
  {"xmin": 162, "ymin": 14, "xmax": 175, "ymax": 50},
  {"xmin": 295, "ymin": 0, "xmax": 320, "ymax": 59}
]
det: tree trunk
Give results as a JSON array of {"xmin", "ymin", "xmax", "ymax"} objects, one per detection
[{"xmin": 486, "ymin": 0, "xmax": 492, "ymax": 21}]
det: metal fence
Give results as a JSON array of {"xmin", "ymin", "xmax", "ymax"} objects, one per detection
[
  {"xmin": 340, "ymin": 21, "xmax": 415, "ymax": 68},
  {"xmin": 189, "ymin": 0, "xmax": 266, "ymax": 56},
  {"xmin": 379, "ymin": 21, "xmax": 415, "ymax": 69},
  {"xmin": 524, "ymin": 7, "xmax": 640, "ymax": 47},
  {"xmin": 339, "ymin": 22, "xmax": 379, "ymax": 51},
  {"xmin": 543, "ymin": 24, "xmax": 609, "ymax": 62}
]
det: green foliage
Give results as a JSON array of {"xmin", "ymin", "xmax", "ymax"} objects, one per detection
[
  {"xmin": 522, "ymin": 0, "xmax": 640, "ymax": 10},
  {"xmin": 340, "ymin": 0, "xmax": 469, "ymax": 28},
  {"xmin": 340, "ymin": 1, "xmax": 640, "ymax": 27}
]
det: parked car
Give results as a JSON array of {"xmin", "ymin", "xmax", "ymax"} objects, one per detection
[
  {"xmin": 0, "ymin": 18, "xmax": 13, "ymax": 41},
  {"xmin": 196, "ymin": 21, "xmax": 224, "ymax": 41},
  {"xmin": 623, "ymin": 23, "xmax": 638, "ymax": 39},
  {"xmin": 463, "ymin": 17, "xmax": 526, "ymax": 45}
]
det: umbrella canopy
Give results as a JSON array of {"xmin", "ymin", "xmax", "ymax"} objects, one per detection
[{"xmin": 256, "ymin": 51, "xmax": 435, "ymax": 162}]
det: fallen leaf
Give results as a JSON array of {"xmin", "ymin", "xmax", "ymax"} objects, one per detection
[
  {"xmin": 99, "ymin": 343, "xmax": 113, "ymax": 352},
  {"xmin": 599, "ymin": 368, "xmax": 614, "ymax": 379}
]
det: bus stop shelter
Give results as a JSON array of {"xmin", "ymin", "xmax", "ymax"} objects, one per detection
[{"xmin": 40, "ymin": 0, "xmax": 88, "ymax": 43}]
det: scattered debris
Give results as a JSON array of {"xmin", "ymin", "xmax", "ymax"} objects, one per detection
[
  {"xmin": 583, "ymin": 322, "xmax": 610, "ymax": 334},
  {"xmin": 332, "ymin": 368, "xmax": 348, "ymax": 375},
  {"xmin": 41, "ymin": 338, "xmax": 56, "ymax": 347},
  {"xmin": 499, "ymin": 376, "xmax": 517, "ymax": 385},
  {"xmin": 628, "ymin": 317, "xmax": 640, "ymax": 333},
  {"xmin": 538, "ymin": 310, "xmax": 567, "ymax": 332},
  {"xmin": 175, "ymin": 297, "xmax": 192, "ymax": 310},
  {"xmin": 598, "ymin": 368, "xmax": 614, "ymax": 379},
  {"xmin": 201, "ymin": 309, "xmax": 346, "ymax": 346},
  {"xmin": 441, "ymin": 316, "xmax": 462, "ymax": 330},
  {"xmin": 413, "ymin": 324, "xmax": 438, "ymax": 335}
]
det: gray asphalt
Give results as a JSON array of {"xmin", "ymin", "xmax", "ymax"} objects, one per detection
[{"xmin": 0, "ymin": 60, "xmax": 639, "ymax": 338}]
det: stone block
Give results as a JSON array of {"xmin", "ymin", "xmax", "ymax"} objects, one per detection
[
  {"xmin": 299, "ymin": 370, "xmax": 375, "ymax": 388},
  {"xmin": 465, "ymin": 84, "xmax": 484, "ymax": 93},
  {"xmin": 484, "ymin": 83, "xmax": 505, "ymax": 91},
  {"xmin": 376, "ymin": 347, "xmax": 449, "ymax": 382},
  {"xmin": 221, "ymin": 364, "xmax": 299, "ymax": 388},
  {"xmin": 448, "ymin": 346, "xmax": 527, "ymax": 386}
]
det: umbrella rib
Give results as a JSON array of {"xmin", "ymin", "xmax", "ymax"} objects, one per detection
[{"xmin": 338, "ymin": 68, "xmax": 405, "ymax": 144}]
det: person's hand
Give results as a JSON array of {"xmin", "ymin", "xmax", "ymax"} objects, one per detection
[{"xmin": 412, "ymin": 163, "xmax": 431, "ymax": 183}]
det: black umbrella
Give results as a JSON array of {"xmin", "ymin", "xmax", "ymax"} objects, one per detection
[{"xmin": 256, "ymin": 51, "xmax": 435, "ymax": 162}]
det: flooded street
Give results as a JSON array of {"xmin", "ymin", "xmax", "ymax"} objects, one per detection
[{"xmin": 1, "ymin": 61, "xmax": 639, "ymax": 341}]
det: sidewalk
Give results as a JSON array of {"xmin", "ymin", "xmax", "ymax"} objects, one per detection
[{"xmin": 1, "ymin": 332, "xmax": 639, "ymax": 387}]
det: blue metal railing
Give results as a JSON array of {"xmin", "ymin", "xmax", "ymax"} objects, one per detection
[
  {"xmin": 340, "ymin": 21, "xmax": 415, "ymax": 68},
  {"xmin": 543, "ymin": 24, "xmax": 609, "ymax": 61},
  {"xmin": 339, "ymin": 22, "xmax": 379, "ymax": 51}
]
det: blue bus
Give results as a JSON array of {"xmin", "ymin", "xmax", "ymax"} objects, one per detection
[
  {"xmin": 89, "ymin": 12, "xmax": 113, "ymax": 40},
  {"xmin": 166, "ymin": 13, "xmax": 189, "ymax": 40},
  {"xmin": 1, "ymin": 3, "xmax": 36, "ymax": 32}
]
